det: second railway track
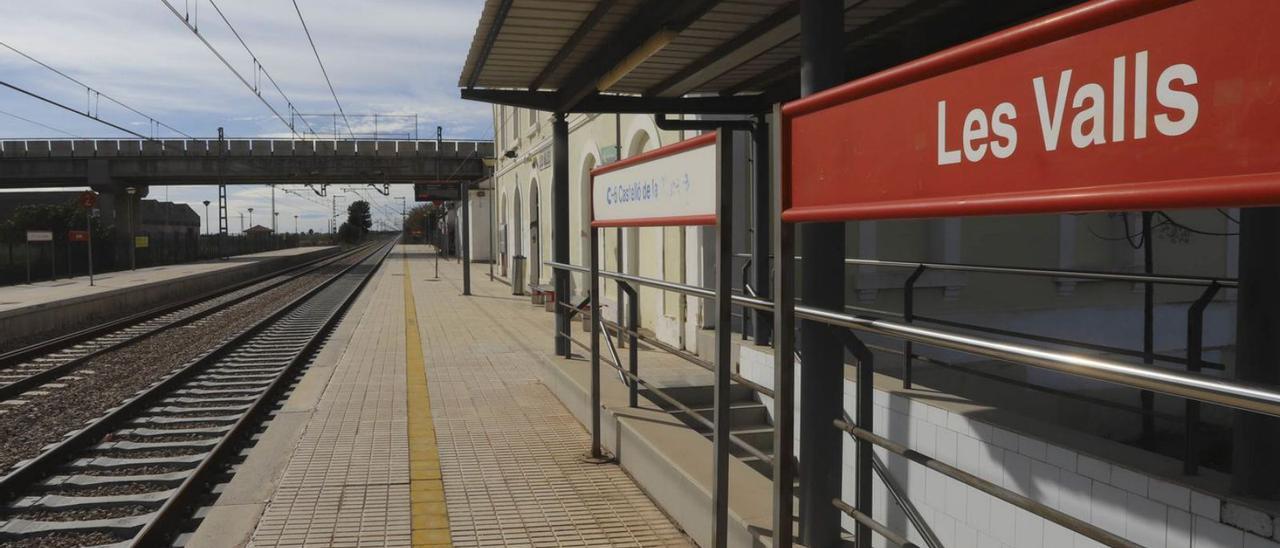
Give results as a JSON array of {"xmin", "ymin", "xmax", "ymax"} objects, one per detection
[
  {"xmin": 0, "ymin": 245, "xmax": 370, "ymax": 404},
  {"xmin": 0, "ymin": 238, "xmax": 395, "ymax": 547}
]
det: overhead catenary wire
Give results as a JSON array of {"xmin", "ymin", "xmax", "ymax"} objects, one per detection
[
  {"xmin": 0, "ymin": 41, "xmax": 193, "ymax": 139},
  {"xmin": 158, "ymin": 0, "xmax": 317, "ymax": 139},
  {"xmin": 0, "ymin": 108, "xmax": 81, "ymax": 138},
  {"xmin": 291, "ymin": 0, "xmax": 355, "ymax": 140},
  {"xmin": 0, "ymin": 80, "xmax": 154, "ymax": 141}
]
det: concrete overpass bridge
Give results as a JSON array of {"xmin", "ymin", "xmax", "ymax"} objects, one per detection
[{"xmin": 0, "ymin": 138, "xmax": 493, "ymax": 188}]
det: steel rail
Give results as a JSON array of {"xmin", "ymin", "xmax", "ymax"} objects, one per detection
[
  {"xmin": 548, "ymin": 261, "xmax": 1280, "ymax": 419},
  {"xmin": 0, "ymin": 239, "xmax": 395, "ymax": 546},
  {"xmin": 133, "ymin": 240, "xmax": 394, "ymax": 545},
  {"xmin": 0, "ymin": 247, "xmax": 359, "ymax": 402},
  {"xmin": 0, "ymin": 246, "xmax": 343, "ymax": 368}
]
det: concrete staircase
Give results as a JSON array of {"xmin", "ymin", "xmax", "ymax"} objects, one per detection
[{"xmin": 641, "ymin": 384, "xmax": 780, "ymax": 479}]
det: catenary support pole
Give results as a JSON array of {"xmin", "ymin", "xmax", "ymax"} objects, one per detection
[
  {"xmin": 553, "ymin": 112, "xmax": 571, "ymax": 357},
  {"xmin": 1232, "ymin": 207, "xmax": 1280, "ymax": 497},
  {"xmin": 752, "ymin": 114, "xmax": 772, "ymax": 346},
  {"xmin": 798, "ymin": 0, "xmax": 848, "ymax": 545},
  {"xmin": 770, "ymin": 103, "xmax": 796, "ymax": 548},
  {"xmin": 712, "ymin": 129, "xmax": 735, "ymax": 548}
]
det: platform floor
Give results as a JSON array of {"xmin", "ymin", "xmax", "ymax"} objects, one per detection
[
  {"xmin": 196, "ymin": 245, "xmax": 693, "ymax": 547},
  {"xmin": 0, "ymin": 246, "xmax": 332, "ymax": 314}
]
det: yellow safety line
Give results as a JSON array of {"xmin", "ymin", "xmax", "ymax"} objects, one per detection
[{"xmin": 404, "ymin": 249, "xmax": 451, "ymax": 547}]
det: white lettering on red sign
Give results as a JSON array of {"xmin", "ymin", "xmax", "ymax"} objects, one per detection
[{"xmin": 937, "ymin": 51, "xmax": 1199, "ymax": 166}]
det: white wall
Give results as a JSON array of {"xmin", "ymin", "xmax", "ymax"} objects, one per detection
[
  {"xmin": 739, "ymin": 346, "xmax": 1280, "ymax": 548},
  {"xmin": 466, "ymin": 189, "xmax": 492, "ymax": 262}
]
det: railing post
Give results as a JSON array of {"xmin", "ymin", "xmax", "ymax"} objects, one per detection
[
  {"xmin": 902, "ymin": 265, "xmax": 925, "ymax": 389},
  {"xmin": 1184, "ymin": 283, "xmax": 1219, "ymax": 475},
  {"xmin": 587, "ymin": 223, "xmax": 605, "ymax": 462},
  {"xmin": 844, "ymin": 332, "xmax": 875, "ymax": 548},
  {"xmin": 711, "ymin": 129, "xmax": 735, "ymax": 548},
  {"xmin": 623, "ymin": 281, "xmax": 640, "ymax": 408},
  {"xmin": 770, "ymin": 103, "xmax": 796, "ymax": 548}
]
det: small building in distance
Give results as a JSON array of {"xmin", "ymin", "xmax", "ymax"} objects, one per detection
[{"xmin": 243, "ymin": 225, "xmax": 274, "ymax": 237}]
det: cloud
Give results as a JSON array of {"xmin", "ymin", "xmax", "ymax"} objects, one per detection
[
  {"xmin": 0, "ymin": 0, "xmax": 489, "ymax": 233},
  {"xmin": 0, "ymin": 0, "xmax": 489, "ymax": 140}
]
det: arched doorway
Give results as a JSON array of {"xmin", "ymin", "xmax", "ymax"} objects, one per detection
[{"xmin": 529, "ymin": 179, "xmax": 541, "ymax": 287}]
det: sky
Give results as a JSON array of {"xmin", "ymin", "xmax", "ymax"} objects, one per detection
[{"xmin": 0, "ymin": 0, "xmax": 490, "ymax": 234}]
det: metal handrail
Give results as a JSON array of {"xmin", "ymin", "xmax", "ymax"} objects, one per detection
[
  {"xmin": 547, "ymin": 261, "xmax": 1280, "ymax": 419},
  {"xmin": 834, "ymin": 419, "xmax": 1140, "ymax": 548},
  {"xmin": 733, "ymin": 252, "xmax": 1238, "ymax": 288},
  {"xmin": 559, "ymin": 329, "xmax": 775, "ymax": 465}
]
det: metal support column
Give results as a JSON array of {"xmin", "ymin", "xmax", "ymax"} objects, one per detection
[
  {"xmin": 554, "ymin": 113, "xmax": 571, "ymax": 357},
  {"xmin": 588, "ymin": 222, "xmax": 604, "ymax": 460},
  {"xmin": 752, "ymin": 115, "xmax": 773, "ymax": 346},
  {"xmin": 461, "ymin": 180, "xmax": 472, "ymax": 295},
  {"xmin": 712, "ymin": 129, "xmax": 735, "ymax": 548},
  {"xmin": 1232, "ymin": 207, "xmax": 1280, "ymax": 497},
  {"xmin": 770, "ymin": 104, "xmax": 797, "ymax": 548},
  {"xmin": 797, "ymin": 0, "xmax": 846, "ymax": 545}
]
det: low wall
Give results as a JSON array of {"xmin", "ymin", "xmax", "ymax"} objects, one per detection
[{"xmin": 0, "ymin": 247, "xmax": 337, "ymax": 342}]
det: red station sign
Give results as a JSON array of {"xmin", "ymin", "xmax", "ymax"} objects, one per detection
[{"xmin": 780, "ymin": 0, "xmax": 1280, "ymax": 222}]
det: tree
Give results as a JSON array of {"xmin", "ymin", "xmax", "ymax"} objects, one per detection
[
  {"xmin": 346, "ymin": 201, "xmax": 372, "ymax": 236},
  {"xmin": 337, "ymin": 222, "xmax": 360, "ymax": 244}
]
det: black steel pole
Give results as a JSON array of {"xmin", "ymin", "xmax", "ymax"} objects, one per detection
[
  {"xmin": 798, "ymin": 0, "xmax": 847, "ymax": 546},
  {"xmin": 712, "ymin": 129, "xmax": 735, "ymax": 548},
  {"xmin": 553, "ymin": 113, "xmax": 571, "ymax": 357},
  {"xmin": 462, "ymin": 181, "xmax": 472, "ymax": 296},
  {"xmin": 770, "ymin": 103, "xmax": 797, "ymax": 548},
  {"xmin": 1232, "ymin": 207, "xmax": 1280, "ymax": 497},
  {"xmin": 589, "ymin": 223, "xmax": 603, "ymax": 460},
  {"xmin": 752, "ymin": 115, "xmax": 772, "ymax": 346}
]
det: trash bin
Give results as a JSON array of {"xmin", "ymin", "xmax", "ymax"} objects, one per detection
[{"xmin": 511, "ymin": 255, "xmax": 526, "ymax": 295}]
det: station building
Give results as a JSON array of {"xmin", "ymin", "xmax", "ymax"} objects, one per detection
[{"xmin": 461, "ymin": 1, "xmax": 1280, "ymax": 547}]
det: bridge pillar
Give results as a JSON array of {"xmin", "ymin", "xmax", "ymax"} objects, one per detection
[{"xmin": 88, "ymin": 181, "xmax": 148, "ymax": 271}]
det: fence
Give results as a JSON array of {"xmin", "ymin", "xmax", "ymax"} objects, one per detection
[{"xmin": 0, "ymin": 231, "xmax": 324, "ymax": 286}]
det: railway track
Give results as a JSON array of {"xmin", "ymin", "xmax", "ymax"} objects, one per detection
[
  {"xmin": 0, "ymin": 239, "xmax": 394, "ymax": 547},
  {"xmin": 0, "ymin": 245, "xmax": 366, "ymax": 405}
]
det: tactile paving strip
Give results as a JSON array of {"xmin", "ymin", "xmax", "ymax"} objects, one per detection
[{"xmin": 410, "ymin": 247, "xmax": 693, "ymax": 547}]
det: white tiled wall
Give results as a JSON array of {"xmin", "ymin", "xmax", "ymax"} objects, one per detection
[{"xmin": 738, "ymin": 346, "xmax": 1280, "ymax": 548}]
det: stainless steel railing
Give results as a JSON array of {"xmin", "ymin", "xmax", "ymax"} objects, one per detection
[{"xmin": 547, "ymin": 260, "xmax": 1279, "ymax": 548}]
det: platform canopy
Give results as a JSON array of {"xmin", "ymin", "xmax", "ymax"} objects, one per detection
[{"xmin": 458, "ymin": 0, "xmax": 1086, "ymax": 114}]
